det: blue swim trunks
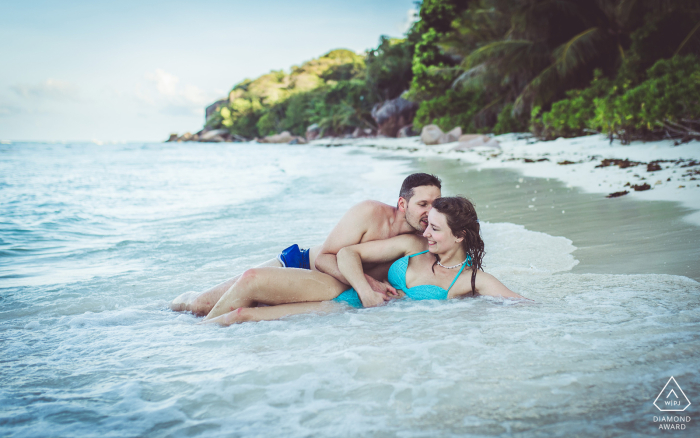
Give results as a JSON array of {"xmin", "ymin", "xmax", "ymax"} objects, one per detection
[{"xmin": 278, "ymin": 244, "xmax": 311, "ymax": 270}]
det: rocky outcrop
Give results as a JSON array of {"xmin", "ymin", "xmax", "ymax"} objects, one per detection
[
  {"xmin": 205, "ymin": 99, "xmax": 228, "ymax": 120},
  {"xmin": 397, "ymin": 124, "xmax": 416, "ymax": 138},
  {"xmin": 200, "ymin": 129, "xmax": 230, "ymax": 142},
  {"xmin": 352, "ymin": 127, "xmax": 375, "ymax": 138},
  {"xmin": 167, "ymin": 132, "xmax": 201, "ymax": 142},
  {"xmin": 257, "ymin": 131, "xmax": 307, "ymax": 144},
  {"xmin": 371, "ymin": 96, "xmax": 418, "ymax": 137},
  {"xmin": 420, "ymin": 125, "xmax": 462, "ymax": 145},
  {"xmin": 306, "ymin": 124, "xmax": 321, "ymax": 141}
]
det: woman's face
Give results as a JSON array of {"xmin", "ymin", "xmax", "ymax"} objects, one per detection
[{"xmin": 423, "ymin": 209, "xmax": 461, "ymax": 254}]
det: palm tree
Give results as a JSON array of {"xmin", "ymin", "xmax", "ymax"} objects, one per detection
[{"xmin": 446, "ymin": 0, "xmax": 700, "ymax": 117}]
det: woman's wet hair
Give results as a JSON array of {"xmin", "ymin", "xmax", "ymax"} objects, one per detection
[{"xmin": 431, "ymin": 196, "xmax": 484, "ymax": 296}]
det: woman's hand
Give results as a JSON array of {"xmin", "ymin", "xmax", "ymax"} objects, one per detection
[
  {"xmin": 365, "ymin": 274, "xmax": 398, "ymax": 298},
  {"xmin": 358, "ymin": 288, "xmax": 391, "ymax": 308}
]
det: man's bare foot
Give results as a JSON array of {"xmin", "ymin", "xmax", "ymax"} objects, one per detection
[{"xmin": 170, "ymin": 291, "xmax": 200, "ymax": 312}]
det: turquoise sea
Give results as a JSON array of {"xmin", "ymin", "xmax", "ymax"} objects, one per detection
[{"xmin": 1, "ymin": 141, "xmax": 698, "ymax": 436}]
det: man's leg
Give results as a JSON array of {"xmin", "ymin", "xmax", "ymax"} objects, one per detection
[
  {"xmin": 204, "ymin": 267, "xmax": 347, "ymax": 320},
  {"xmin": 201, "ymin": 301, "xmax": 340, "ymax": 326},
  {"xmin": 170, "ymin": 258, "xmax": 283, "ymax": 316}
]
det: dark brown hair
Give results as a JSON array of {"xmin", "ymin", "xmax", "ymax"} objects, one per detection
[
  {"xmin": 399, "ymin": 173, "xmax": 441, "ymax": 202},
  {"xmin": 431, "ymin": 196, "xmax": 484, "ymax": 296}
]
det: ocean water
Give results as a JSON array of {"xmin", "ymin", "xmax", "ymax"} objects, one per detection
[{"xmin": 1, "ymin": 141, "xmax": 698, "ymax": 437}]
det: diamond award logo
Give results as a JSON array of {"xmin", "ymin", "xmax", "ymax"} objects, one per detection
[{"xmin": 654, "ymin": 376, "xmax": 691, "ymax": 412}]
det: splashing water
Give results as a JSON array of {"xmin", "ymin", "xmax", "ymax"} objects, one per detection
[{"xmin": 1, "ymin": 141, "xmax": 698, "ymax": 436}]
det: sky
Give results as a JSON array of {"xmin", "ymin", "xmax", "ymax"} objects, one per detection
[{"xmin": 0, "ymin": 0, "xmax": 418, "ymax": 142}]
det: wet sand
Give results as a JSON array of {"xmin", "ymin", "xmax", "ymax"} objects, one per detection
[{"xmin": 392, "ymin": 154, "xmax": 700, "ymax": 281}]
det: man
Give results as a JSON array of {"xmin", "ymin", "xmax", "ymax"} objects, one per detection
[{"xmin": 171, "ymin": 172, "xmax": 442, "ymax": 314}]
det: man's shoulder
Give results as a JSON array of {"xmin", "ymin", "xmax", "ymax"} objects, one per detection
[{"xmin": 353, "ymin": 200, "xmax": 395, "ymax": 216}]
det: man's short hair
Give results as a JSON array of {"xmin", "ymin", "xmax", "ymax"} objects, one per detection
[{"xmin": 399, "ymin": 173, "xmax": 442, "ymax": 202}]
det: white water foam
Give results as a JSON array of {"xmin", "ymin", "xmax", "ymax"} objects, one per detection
[{"xmin": 2, "ymin": 141, "xmax": 699, "ymax": 437}]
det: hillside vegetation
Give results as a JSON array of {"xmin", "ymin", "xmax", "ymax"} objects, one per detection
[{"xmin": 205, "ymin": 0, "xmax": 700, "ymax": 143}]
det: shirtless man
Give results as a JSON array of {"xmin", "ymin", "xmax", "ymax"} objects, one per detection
[{"xmin": 171, "ymin": 173, "xmax": 442, "ymax": 315}]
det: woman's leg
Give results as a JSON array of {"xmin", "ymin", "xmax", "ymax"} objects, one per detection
[
  {"xmin": 170, "ymin": 257, "xmax": 283, "ymax": 316},
  {"xmin": 203, "ymin": 267, "xmax": 347, "ymax": 320},
  {"xmin": 201, "ymin": 301, "xmax": 341, "ymax": 326}
]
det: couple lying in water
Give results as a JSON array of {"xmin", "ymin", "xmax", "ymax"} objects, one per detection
[{"xmin": 171, "ymin": 173, "xmax": 527, "ymax": 325}]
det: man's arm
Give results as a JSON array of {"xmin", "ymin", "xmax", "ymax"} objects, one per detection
[
  {"xmin": 337, "ymin": 234, "xmax": 425, "ymax": 307},
  {"xmin": 314, "ymin": 201, "xmax": 378, "ymax": 285}
]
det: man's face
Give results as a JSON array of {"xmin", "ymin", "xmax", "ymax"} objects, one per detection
[{"xmin": 402, "ymin": 185, "xmax": 441, "ymax": 232}]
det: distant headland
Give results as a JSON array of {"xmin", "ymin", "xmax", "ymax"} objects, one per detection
[{"xmin": 167, "ymin": 0, "xmax": 699, "ymax": 146}]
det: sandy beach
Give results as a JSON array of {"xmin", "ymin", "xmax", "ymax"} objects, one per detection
[{"xmin": 312, "ymin": 134, "xmax": 700, "ymax": 227}]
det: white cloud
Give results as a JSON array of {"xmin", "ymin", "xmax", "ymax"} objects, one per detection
[
  {"xmin": 136, "ymin": 69, "xmax": 220, "ymax": 116},
  {"xmin": 398, "ymin": 8, "xmax": 419, "ymax": 34},
  {"xmin": 145, "ymin": 69, "xmax": 180, "ymax": 96},
  {"xmin": 11, "ymin": 79, "xmax": 80, "ymax": 101}
]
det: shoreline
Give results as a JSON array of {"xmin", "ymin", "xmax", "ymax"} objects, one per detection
[{"xmin": 309, "ymin": 134, "xmax": 700, "ymax": 227}]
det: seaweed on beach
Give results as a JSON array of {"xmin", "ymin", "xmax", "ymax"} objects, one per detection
[
  {"xmin": 606, "ymin": 191, "xmax": 629, "ymax": 198},
  {"xmin": 596, "ymin": 159, "xmax": 642, "ymax": 169},
  {"xmin": 647, "ymin": 162, "xmax": 662, "ymax": 172},
  {"xmin": 631, "ymin": 183, "xmax": 651, "ymax": 191}
]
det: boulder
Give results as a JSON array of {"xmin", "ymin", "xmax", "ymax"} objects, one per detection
[
  {"xmin": 421, "ymin": 125, "xmax": 444, "ymax": 145},
  {"xmin": 371, "ymin": 96, "xmax": 418, "ymax": 137},
  {"xmin": 200, "ymin": 129, "xmax": 230, "ymax": 142},
  {"xmin": 166, "ymin": 133, "xmax": 178, "ymax": 142},
  {"xmin": 452, "ymin": 135, "xmax": 501, "ymax": 151},
  {"xmin": 262, "ymin": 131, "xmax": 290, "ymax": 143},
  {"xmin": 178, "ymin": 132, "xmax": 193, "ymax": 142},
  {"xmin": 397, "ymin": 124, "xmax": 416, "ymax": 138},
  {"xmin": 230, "ymin": 134, "xmax": 249, "ymax": 142},
  {"xmin": 259, "ymin": 131, "xmax": 294, "ymax": 143},
  {"xmin": 289, "ymin": 137, "xmax": 307, "ymax": 145},
  {"xmin": 306, "ymin": 123, "xmax": 321, "ymax": 141},
  {"xmin": 458, "ymin": 134, "xmax": 488, "ymax": 143},
  {"xmin": 437, "ymin": 127, "xmax": 462, "ymax": 144}
]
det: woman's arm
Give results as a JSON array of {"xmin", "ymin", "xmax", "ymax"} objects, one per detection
[
  {"xmin": 472, "ymin": 271, "xmax": 530, "ymax": 300},
  {"xmin": 337, "ymin": 234, "xmax": 425, "ymax": 307}
]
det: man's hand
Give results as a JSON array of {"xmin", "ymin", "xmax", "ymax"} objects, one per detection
[
  {"xmin": 359, "ymin": 289, "xmax": 391, "ymax": 308},
  {"xmin": 365, "ymin": 274, "xmax": 398, "ymax": 298}
]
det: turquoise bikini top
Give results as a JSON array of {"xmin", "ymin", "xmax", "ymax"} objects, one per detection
[{"xmin": 387, "ymin": 250, "xmax": 470, "ymax": 300}]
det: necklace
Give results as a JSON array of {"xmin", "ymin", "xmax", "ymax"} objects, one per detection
[{"xmin": 436, "ymin": 258, "xmax": 468, "ymax": 269}]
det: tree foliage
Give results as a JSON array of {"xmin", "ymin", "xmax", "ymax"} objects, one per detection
[
  {"xmin": 408, "ymin": 0, "xmax": 700, "ymax": 138},
  {"xmin": 204, "ymin": 0, "xmax": 700, "ymax": 141}
]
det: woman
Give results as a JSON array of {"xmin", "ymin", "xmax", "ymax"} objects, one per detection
[{"xmin": 202, "ymin": 197, "xmax": 526, "ymax": 326}]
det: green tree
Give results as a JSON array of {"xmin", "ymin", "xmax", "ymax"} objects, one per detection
[{"xmin": 365, "ymin": 36, "xmax": 415, "ymax": 101}]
